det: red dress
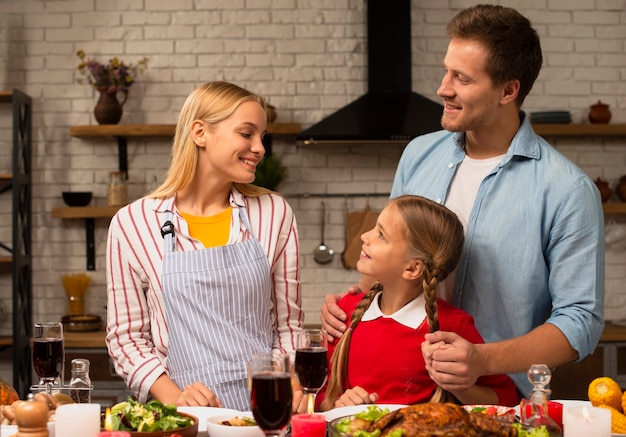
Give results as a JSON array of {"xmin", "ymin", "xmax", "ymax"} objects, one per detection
[{"xmin": 317, "ymin": 292, "xmax": 519, "ymax": 408}]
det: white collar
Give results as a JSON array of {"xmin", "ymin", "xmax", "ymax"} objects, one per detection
[{"xmin": 361, "ymin": 291, "xmax": 426, "ymax": 329}]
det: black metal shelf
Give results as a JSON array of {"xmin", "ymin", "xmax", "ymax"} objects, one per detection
[{"xmin": 0, "ymin": 89, "xmax": 33, "ymax": 399}]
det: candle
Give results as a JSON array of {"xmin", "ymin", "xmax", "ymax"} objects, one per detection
[
  {"xmin": 55, "ymin": 403, "xmax": 101, "ymax": 437},
  {"xmin": 291, "ymin": 413, "xmax": 327, "ymax": 437},
  {"xmin": 563, "ymin": 406, "xmax": 611, "ymax": 437},
  {"xmin": 104, "ymin": 407, "xmax": 113, "ymax": 431}
]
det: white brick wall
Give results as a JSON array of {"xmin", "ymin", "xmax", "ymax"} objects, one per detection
[{"xmin": 0, "ymin": 0, "xmax": 624, "ymax": 342}]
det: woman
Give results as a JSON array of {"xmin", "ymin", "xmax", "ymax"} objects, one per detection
[{"xmin": 106, "ymin": 81, "xmax": 303, "ymax": 410}]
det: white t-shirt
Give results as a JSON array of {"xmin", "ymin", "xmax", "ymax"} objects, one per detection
[{"xmin": 438, "ymin": 153, "xmax": 505, "ymax": 301}]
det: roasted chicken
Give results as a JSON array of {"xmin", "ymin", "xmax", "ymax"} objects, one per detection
[{"xmin": 349, "ymin": 403, "xmax": 517, "ymax": 437}]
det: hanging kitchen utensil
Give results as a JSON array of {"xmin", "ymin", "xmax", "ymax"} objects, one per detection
[{"xmin": 313, "ymin": 201, "xmax": 335, "ymax": 264}]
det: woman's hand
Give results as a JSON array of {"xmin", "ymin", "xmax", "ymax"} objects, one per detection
[{"xmin": 175, "ymin": 382, "xmax": 223, "ymax": 407}]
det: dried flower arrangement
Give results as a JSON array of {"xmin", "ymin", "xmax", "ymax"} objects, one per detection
[{"xmin": 76, "ymin": 49, "xmax": 148, "ymax": 93}]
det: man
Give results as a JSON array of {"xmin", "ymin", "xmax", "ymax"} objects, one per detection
[{"xmin": 321, "ymin": 4, "xmax": 604, "ymax": 400}]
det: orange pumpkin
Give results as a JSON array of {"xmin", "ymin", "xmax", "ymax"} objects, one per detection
[{"xmin": 0, "ymin": 377, "xmax": 19, "ymax": 405}]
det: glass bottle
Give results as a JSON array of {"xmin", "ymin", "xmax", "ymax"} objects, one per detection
[
  {"xmin": 107, "ymin": 171, "xmax": 128, "ymax": 206},
  {"xmin": 520, "ymin": 364, "xmax": 562, "ymax": 436},
  {"xmin": 69, "ymin": 358, "xmax": 92, "ymax": 403}
]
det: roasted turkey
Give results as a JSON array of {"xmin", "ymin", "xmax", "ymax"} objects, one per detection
[{"xmin": 347, "ymin": 403, "xmax": 517, "ymax": 437}]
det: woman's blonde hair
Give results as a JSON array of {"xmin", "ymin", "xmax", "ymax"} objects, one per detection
[
  {"xmin": 324, "ymin": 195, "xmax": 465, "ymax": 407},
  {"xmin": 149, "ymin": 81, "xmax": 272, "ymax": 199}
]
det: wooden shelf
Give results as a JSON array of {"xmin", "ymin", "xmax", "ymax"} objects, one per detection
[
  {"xmin": 532, "ymin": 123, "xmax": 626, "ymax": 137},
  {"xmin": 51, "ymin": 206, "xmax": 122, "ymax": 219},
  {"xmin": 70, "ymin": 122, "xmax": 302, "ymax": 138},
  {"xmin": 602, "ymin": 203, "xmax": 626, "ymax": 214}
]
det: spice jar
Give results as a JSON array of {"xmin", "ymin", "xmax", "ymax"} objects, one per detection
[
  {"xmin": 107, "ymin": 171, "xmax": 128, "ymax": 206},
  {"xmin": 69, "ymin": 358, "xmax": 92, "ymax": 403}
]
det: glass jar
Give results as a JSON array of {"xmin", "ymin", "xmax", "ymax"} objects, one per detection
[
  {"xmin": 520, "ymin": 364, "xmax": 562, "ymax": 436},
  {"xmin": 107, "ymin": 171, "xmax": 128, "ymax": 206},
  {"xmin": 69, "ymin": 358, "xmax": 92, "ymax": 403}
]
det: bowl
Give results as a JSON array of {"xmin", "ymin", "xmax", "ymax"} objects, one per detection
[
  {"xmin": 205, "ymin": 413, "xmax": 265, "ymax": 437},
  {"xmin": 62, "ymin": 191, "xmax": 93, "ymax": 207},
  {"xmin": 61, "ymin": 314, "xmax": 103, "ymax": 332}
]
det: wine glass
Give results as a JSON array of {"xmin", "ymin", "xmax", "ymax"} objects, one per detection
[
  {"xmin": 295, "ymin": 329, "xmax": 328, "ymax": 414},
  {"xmin": 249, "ymin": 352, "xmax": 293, "ymax": 437},
  {"xmin": 32, "ymin": 321, "xmax": 64, "ymax": 395}
]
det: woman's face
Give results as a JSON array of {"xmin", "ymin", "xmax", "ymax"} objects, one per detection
[
  {"xmin": 357, "ymin": 203, "xmax": 411, "ymax": 284},
  {"xmin": 202, "ymin": 100, "xmax": 267, "ymax": 184}
]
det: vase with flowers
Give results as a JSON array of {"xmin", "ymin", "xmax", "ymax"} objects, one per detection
[{"xmin": 76, "ymin": 49, "xmax": 148, "ymax": 124}]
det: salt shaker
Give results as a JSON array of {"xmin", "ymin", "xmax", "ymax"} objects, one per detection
[{"xmin": 69, "ymin": 358, "xmax": 92, "ymax": 403}]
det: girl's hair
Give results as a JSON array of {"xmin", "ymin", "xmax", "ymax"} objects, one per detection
[
  {"xmin": 148, "ymin": 81, "xmax": 272, "ymax": 199},
  {"xmin": 324, "ymin": 195, "xmax": 465, "ymax": 407}
]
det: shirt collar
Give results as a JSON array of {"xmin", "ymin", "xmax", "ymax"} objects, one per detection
[
  {"xmin": 361, "ymin": 292, "xmax": 427, "ymax": 329},
  {"xmin": 452, "ymin": 111, "xmax": 541, "ymax": 164}
]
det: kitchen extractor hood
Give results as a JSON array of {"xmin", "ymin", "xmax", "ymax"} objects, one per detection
[{"xmin": 297, "ymin": 0, "xmax": 443, "ymax": 145}]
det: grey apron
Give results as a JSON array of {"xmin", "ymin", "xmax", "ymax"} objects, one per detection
[{"xmin": 161, "ymin": 205, "xmax": 272, "ymax": 411}]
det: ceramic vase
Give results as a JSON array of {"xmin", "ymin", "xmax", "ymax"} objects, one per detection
[
  {"xmin": 588, "ymin": 100, "xmax": 611, "ymax": 124},
  {"xmin": 94, "ymin": 88, "xmax": 128, "ymax": 125},
  {"xmin": 594, "ymin": 177, "xmax": 612, "ymax": 203}
]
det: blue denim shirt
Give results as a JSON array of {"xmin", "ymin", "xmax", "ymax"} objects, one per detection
[{"xmin": 391, "ymin": 113, "xmax": 605, "ymax": 395}]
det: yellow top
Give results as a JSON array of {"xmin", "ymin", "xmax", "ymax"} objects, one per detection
[{"xmin": 180, "ymin": 207, "xmax": 232, "ymax": 248}]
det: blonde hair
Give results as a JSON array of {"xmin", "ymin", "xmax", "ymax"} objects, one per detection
[
  {"xmin": 148, "ymin": 81, "xmax": 272, "ymax": 199},
  {"xmin": 324, "ymin": 195, "xmax": 465, "ymax": 407}
]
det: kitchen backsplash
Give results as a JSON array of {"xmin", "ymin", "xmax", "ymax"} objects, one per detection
[{"xmin": 0, "ymin": 0, "xmax": 624, "ymax": 337}]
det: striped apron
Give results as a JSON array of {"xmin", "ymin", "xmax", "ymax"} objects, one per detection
[{"xmin": 161, "ymin": 206, "xmax": 272, "ymax": 411}]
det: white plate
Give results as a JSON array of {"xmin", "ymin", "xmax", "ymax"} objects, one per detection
[
  {"xmin": 323, "ymin": 404, "xmax": 407, "ymax": 422},
  {"xmin": 177, "ymin": 406, "xmax": 244, "ymax": 437},
  {"xmin": 551, "ymin": 399, "xmax": 592, "ymax": 409}
]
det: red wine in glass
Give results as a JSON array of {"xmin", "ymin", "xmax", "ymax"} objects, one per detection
[
  {"xmin": 33, "ymin": 322, "xmax": 64, "ymax": 395},
  {"xmin": 250, "ymin": 372, "xmax": 292, "ymax": 432},
  {"xmin": 295, "ymin": 347, "xmax": 328, "ymax": 390},
  {"xmin": 33, "ymin": 338, "xmax": 64, "ymax": 381},
  {"xmin": 295, "ymin": 329, "xmax": 328, "ymax": 413}
]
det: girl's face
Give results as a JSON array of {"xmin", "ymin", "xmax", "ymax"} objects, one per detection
[
  {"xmin": 357, "ymin": 203, "xmax": 412, "ymax": 284},
  {"xmin": 201, "ymin": 100, "xmax": 267, "ymax": 184}
]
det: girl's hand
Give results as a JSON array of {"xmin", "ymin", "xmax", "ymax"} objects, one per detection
[{"xmin": 334, "ymin": 386, "xmax": 378, "ymax": 407}]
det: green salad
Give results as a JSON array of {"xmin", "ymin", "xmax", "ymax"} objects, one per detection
[
  {"xmin": 335, "ymin": 406, "xmax": 400, "ymax": 437},
  {"xmin": 109, "ymin": 397, "xmax": 193, "ymax": 432},
  {"xmin": 511, "ymin": 423, "xmax": 550, "ymax": 437}
]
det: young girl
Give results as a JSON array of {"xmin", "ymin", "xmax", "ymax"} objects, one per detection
[
  {"xmin": 106, "ymin": 81, "xmax": 303, "ymax": 411},
  {"xmin": 318, "ymin": 195, "xmax": 519, "ymax": 410}
]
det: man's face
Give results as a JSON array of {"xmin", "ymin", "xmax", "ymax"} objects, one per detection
[{"xmin": 437, "ymin": 38, "xmax": 504, "ymax": 133}]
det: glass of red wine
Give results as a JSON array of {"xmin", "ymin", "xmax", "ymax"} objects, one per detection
[
  {"xmin": 295, "ymin": 328, "xmax": 328, "ymax": 414},
  {"xmin": 33, "ymin": 321, "xmax": 64, "ymax": 395},
  {"xmin": 249, "ymin": 352, "xmax": 293, "ymax": 437}
]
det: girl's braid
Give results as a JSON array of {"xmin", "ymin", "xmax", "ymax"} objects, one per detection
[{"xmin": 323, "ymin": 282, "xmax": 383, "ymax": 409}]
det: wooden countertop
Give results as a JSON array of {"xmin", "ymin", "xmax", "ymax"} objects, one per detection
[
  {"xmin": 64, "ymin": 329, "xmax": 106, "ymax": 349},
  {"xmin": 62, "ymin": 322, "xmax": 626, "ymax": 348},
  {"xmin": 4, "ymin": 321, "xmax": 626, "ymax": 350}
]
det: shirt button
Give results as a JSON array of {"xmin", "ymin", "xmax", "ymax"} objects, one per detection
[
  {"xmin": 448, "ymin": 163, "xmax": 454, "ymax": 168},
  {"xmin": 436, "ymin": 198, "xmax": 442, "ymax": 204}
]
